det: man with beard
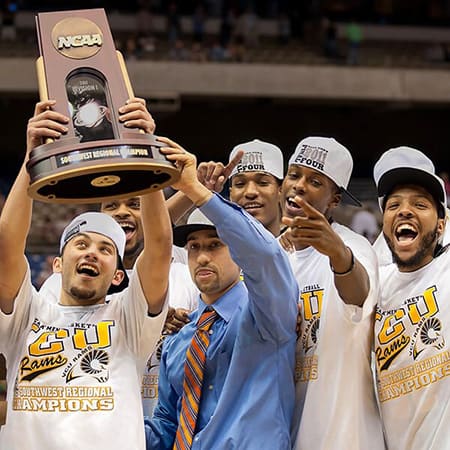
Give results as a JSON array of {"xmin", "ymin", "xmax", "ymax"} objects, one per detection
[
  {"xmin": 39, "ymin": 195, "xmax": 198, "ymax": 419},
  {"xmin": 145, "ymin": 139, "xmax": 298, "ymax": 449},
  {"xmin": 0, "ymin": 100, "xmax": 172, "ymax": 450},
  {"xmin": 373, "ymin": 146, "xmax": 450, "ymax": 450},
  {"xmin": 281, "ymin": 136, "xmax": 385, "ymax": 450}
]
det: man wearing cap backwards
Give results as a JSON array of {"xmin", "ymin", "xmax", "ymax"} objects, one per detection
[
  {"xmin": 281, "ymin": 137, "xmax": 384, "ymax": 450},
  {"xmin": 196, "ymin": 139, "xmax": 284, "ymax": 236},
  {"xmin": 0, "ymin": 100, "xmax": 172, "ymax": 450},
  {"xmin": 145, "ymin": 138, "xmax": 298, "ymax": 449},
  {"xmin": 373, "ymin": 146, "xmax": 450, "ymax": 450},
  {"xmin": 33, "ymin": 103, "xmax": 198, "ymax": 418}
]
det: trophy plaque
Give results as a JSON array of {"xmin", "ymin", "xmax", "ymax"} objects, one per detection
[{"xmin": 27, "ymin": 8, "xmax": 179, "ymax": 203}]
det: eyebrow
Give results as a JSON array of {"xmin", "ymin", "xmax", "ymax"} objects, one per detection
[
  {"xmin": 388, "ymin": 193, "xmax": 432, "ymax": 201},
  {"xmin": 234, "ymin": 173, "xmax": 273, "ymax": 180},
  {"xmin": 74, "ymin": 233, "xmax": 116, "ymax": 250}
]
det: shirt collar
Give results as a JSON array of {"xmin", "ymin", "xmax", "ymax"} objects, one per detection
[{"xmin": 195, "ymin": 281, "xmax": 246, "ymax": 324}]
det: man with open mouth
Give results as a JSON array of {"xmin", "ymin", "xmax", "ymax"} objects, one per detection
[
  {"xmin": 37, "ymin": 105, "xmax": 199, "ymax": 419},
  {"xmin": 0, "ymin": 99, "xmax": 172, "ymax": 450},
  {"xmin": 373, "ymin": 146, "xmax": 449, "ymax": 450},
  {"xmin": 282, "ymin": 136, "xmax": 385, "ymax": 450}
]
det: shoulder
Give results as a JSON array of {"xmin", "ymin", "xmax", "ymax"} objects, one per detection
[
  {"xmin": 38, "ymin": 273, "xmax": 61, "ymax": 304},
  {"xmin": 332, "ymin": 222, "xmax": 375, "ymax": 254},
  {"xmin": 333, "ymin": 222, "xmax": 379, "ymax": 277},
  {"xmin": 379, "ymin": 262, "xmax": 398, "ymax": 280}
]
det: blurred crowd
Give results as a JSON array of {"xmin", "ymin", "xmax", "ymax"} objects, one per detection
[{"xmin": 3, "ymin": 1, "xmax": 450, "ymax": 66}]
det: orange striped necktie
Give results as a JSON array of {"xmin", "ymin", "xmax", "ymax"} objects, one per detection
[{"xmin": 173, "ymin": 308, "xmax": 218, "ymax": 450}]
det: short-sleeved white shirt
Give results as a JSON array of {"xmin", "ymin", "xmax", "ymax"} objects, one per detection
[
  {"xmin": 290, "ymin": 223, "xmax": 385, "ymax": 450},
  {"xmin": 0, "ymin": 266, "xmax": 168, "ymax": 450},
  {"xmin": 38, "ymin": 259, "xmax": 198, "ymax": 419},
  {"xmin": 141, "ymin": 262, "xmax": 198, "ymax": 417},
  {"xmin": 375, "ymin": 248, "xmax": 450, "ymax": 450}
]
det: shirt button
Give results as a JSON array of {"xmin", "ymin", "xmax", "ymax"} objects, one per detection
[
  {"xmin": 209, "ymin": 330, "xmax": 213, "ymax": 335},
  {"xmin": 208, "ymin": 384, "xmax": 213, "ymax": 390},
  {"xmin": 194, "ymin": 436, "xmax": 200, "ymax": 442}
]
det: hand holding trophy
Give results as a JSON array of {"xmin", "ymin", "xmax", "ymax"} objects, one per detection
[{"xmin": 27, "ymin": 8, "xmax": 179, "ymax": 203}]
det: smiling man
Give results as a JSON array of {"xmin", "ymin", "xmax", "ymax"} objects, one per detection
[
  {"xmin": 281, "ymin": 136, "xmax": 385, "ymax": 450},
  {"xmin": 101, "ymin": 196, "xmax": 144, "ymax": 268},
  {"xmin": 373, "ymin": 147, "xmax": 450, "ymax": 450},
  {"xmin": 227, "ymin": 139, "xmax": 284, "ymax": 236},
  {"xmin": 0, "ymin": 100, "xmax": 171, "ymax": 450},
  {"xmin": 196, "ymin": 139, "xmax": 284, "ymax": 237}
]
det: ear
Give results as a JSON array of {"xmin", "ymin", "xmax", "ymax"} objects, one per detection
[
  {"xmin": 111, "ymin": 269, "xmax": 125, "ymax": 287},
  {"xmin": 53, "ymin": 257, "xmax": 62, "ymax": 274},
  {"xmin": 329, "ymin": 191, "xmax": 341, "ymax": 210},
  {"xmin": 437, "ymin": 217, "xmax": 445, "ymax": 239}
]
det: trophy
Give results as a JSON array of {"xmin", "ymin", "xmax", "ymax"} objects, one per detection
[{"xmin": 27, "ymin": 8, "xmax": 179, "ymax": 203}]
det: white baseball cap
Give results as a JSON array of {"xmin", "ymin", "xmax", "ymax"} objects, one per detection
[
  {"xmin": 60, "ymin": 212, "xmax": 126, "ymax": 259},
  {"xmin": 288, "ymin": 136, "xmax": 361, "ymax": 206},
  {"xmin": 229, "ymin": 139, "xmax": 284, "ymax": 181},
  {"xmin": 373, "ymin": 146, "xmax": 446, "ymax": 216},
  {"xmin": 59, "ymin": 211, "xmax": 129, "ymax": 294},
  {"xmin": 173, "ymin": 209, "xmax": 215, "ymax": 247}
]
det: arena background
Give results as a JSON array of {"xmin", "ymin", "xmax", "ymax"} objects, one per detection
[{"xmin": 2, "ymin": 0, "xmax": 450, "ymax": 423}]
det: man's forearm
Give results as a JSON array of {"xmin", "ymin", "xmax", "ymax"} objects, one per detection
[
  {"xmin": 138, "ymin": 190, "xmax": 173, "ymax": 314},
  {"xmin": 179, "ymin": 182, "xmax": 212, "ymax": 207}
]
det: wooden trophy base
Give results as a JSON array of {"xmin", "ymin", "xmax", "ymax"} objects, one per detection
[{"xmin": 26, "ymin": 134, "xmax": 179, "ymax": 204}]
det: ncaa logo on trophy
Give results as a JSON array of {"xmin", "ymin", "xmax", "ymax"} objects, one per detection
[{"xmin": 26, "ymin": 8, "xmax": 180, "ymax": 203}]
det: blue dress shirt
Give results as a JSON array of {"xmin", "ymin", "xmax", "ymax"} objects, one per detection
[{"xmin": 146, "ymin": 194, "xmax": 298, "ymax": 450}]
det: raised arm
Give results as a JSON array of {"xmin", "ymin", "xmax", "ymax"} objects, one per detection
[
  {"xmin": 136, "ymin": 188, "xmax": 172, "ymax": 315},
  {"xmin": 0, "ymin": 101, "xmax": 69, "ymax": 313},
  {"xmin": 282, "ymin": 195, "xmax": 370, "ymax": 307},
  {"xmin": 160, "ymin": 138, "xmax": 298, "ymax": 341},
  {"xmin": 165, "ymin": 150, "xmax": 244, "ymax": 225},
  {"xmin": 122, "ymin": 100, "xmax": 172, "ymax": 315}
]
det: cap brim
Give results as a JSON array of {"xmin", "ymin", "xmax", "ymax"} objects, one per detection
[
  {"xmin": 378, "ymin": 167, "xmax": 445, "ymax": 205},
  {"xmin": 173, "ymin": 224, "xmax": 216, "ymax": 248},
  {"xmin": 341, "ymin": 188, "xmax": 362, "ymax": 207}
]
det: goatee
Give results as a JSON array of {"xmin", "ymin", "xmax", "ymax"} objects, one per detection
[
  {"xmin": 385, "ymin": 226, "xmax": 439, "ymax": 271},
  {"xmin": 70, "ymin": 286, "xmax": 97, "ymax": 301}
]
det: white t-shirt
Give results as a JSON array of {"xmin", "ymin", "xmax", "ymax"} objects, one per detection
[
  {"xmin": 38, "ymin": 261, "xmax": 198, "ymax": 418},
  {"xmin": 290, "ymin": 222, "xmax": 385, "ymax": 450},
  {"xmin": 141, "ymin": 261, "xmax": 198, "ymax": 417},
  {"xmin": 171, "ymin": 245, "xmax": 188, "ymax": 265},
  {"xmin": 375, "ymin": 248, "xmax": 450, "ymax": 450},
  {"xmin": 0, "ymin": 266, "xmax": 168, "ymax": 450}
]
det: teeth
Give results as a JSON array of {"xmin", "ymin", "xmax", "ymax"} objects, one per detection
[
  {"xmin": 395, "ymin": 223, "xmax": 418, "ymax": 242},
  {"xmin": 118, "ymin": 221, "xmax": 135, "ymax": 231},
  {"xmin": 397, "ymin": 224, "xmax": 415, "ymax": 233},
  {"xmin": 288, "ymin": 197, "xmax": 300, "ymax": 208},
  {"xmin": 244, "ymin": 203, "xmax": 262, "ymax": 209},
  {"xmin": 78, "ymin": 264, "xmax": 99, "ymax": 276}
]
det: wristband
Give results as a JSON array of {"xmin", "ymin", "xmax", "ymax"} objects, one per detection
[{"xmin": 330, "ymin": 247, "xmax": 354, "ymax": 276}]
